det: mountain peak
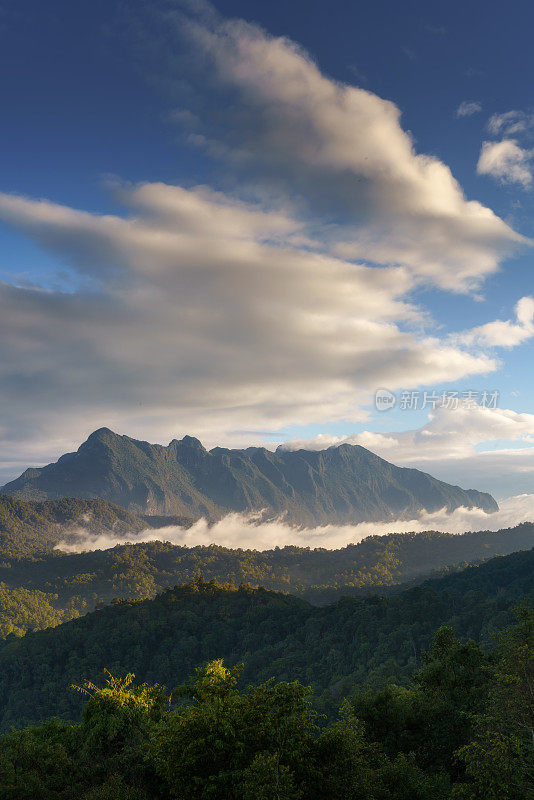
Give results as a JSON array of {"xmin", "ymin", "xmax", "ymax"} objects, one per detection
[
  {"xmin": 176, "ymin": 435, "xmax": 205, "ymax": 449},
  {"xmin": 0, "ymin": 430, "xmax": 498, "ymax": 523},
  {"xmin": 85, "ymin": 427, "xmax": 118, "ymax": 442},
  {"xmin": 78, "ymin": 428, "xmax": 122, "ymax": 452}
]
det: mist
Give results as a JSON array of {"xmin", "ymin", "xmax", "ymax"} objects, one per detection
[{"xmin": 54, "ymin": 494, "xmax": 534, "ymax": 554}]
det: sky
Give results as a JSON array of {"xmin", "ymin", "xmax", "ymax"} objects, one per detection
[{"xmin": 0, "ymin": 0, "xmax": 534, "ymax": 502}]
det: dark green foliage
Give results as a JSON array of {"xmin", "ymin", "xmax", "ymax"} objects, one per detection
[
  {"xmin": 1, "ymin": 428, "xmax": 497, "ymax": 521},
  {"xmin": 0, "ymin": 549, "xmax": 532, "ymax": 732},
  {"xmin": 352, "ymin": 626, "xmax": 493, "ymax": 778},
  {"xmin": 1, "ymin": 611, "xmax": 530, "ymax": 798},
  {"xmin": 454, "ymin": 604, "xmax": 534, "ymax": 799}
]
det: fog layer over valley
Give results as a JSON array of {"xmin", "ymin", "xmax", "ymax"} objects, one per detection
[{"xmin": 53, "ymin": 493, "xmax": 534, "ymax": 553}]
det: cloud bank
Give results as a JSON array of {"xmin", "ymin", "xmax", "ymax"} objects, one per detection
[
  {"xmin": 56, "ymin": 494, "xmax": 534, "ymax": 553},
  {"xmin": 0, "ymin": 178, "xmax": 510, "ymax": 483}
]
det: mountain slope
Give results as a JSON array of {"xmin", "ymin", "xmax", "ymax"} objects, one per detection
[
  {"xmin": 0, "ymin": 494, "xmax": 192, "ymax": 560},
  {"xmin": 0, "ymin": 495, "xmax": 149, "ymax": 559},
  {"xmin": 0, "ymin": 548, "xmax": 531, "ymax": 731},
  {"xmin": 1, "ymin": 428, "xmax": 498, "ymax": 524}
]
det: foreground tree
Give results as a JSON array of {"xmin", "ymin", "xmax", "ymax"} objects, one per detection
[
  {"xmin": 454, "ymin": 605, "xmax": 534, "ymax": 800},
  {"xmin": 155, "ymin": 659, "xmax": 315, "ymax": 799},
  {"xmin": 0, "ymin": 611, "xmax": 531, "ymax": 799}
]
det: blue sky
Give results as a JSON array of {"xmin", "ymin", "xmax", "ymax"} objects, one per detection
[{"xmin": 0, "ymin": 0, "xmax": 533, "ymax": 502}]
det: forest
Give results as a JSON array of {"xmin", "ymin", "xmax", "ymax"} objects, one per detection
[
  {"xmin": 0, "ymin": 547, "xmax": 532, "ymax": 731},
  {"xmin": 0, "ymin": 494, "xmax": 533, "ymax": 638},
  {"xmin": 0, "ymin": 606, "xmax": 532, "ymax": 799},
  {"xmin": 0, "ymin": 497, "xmax": 532, "ymax": 798}
]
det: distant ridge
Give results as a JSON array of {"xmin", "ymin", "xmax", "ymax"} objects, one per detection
[{"xmin": 0, "ymin": 427, "xmax": 498, "ymax": 525}]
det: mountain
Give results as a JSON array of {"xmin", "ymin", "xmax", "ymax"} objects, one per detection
[
  {"xmin": 0, "ymin": 428, "xmax": 498, "ymax": 524},
  {"xmin": 0, "ymin": 548, "xmax": 531, "ymax": 731}
]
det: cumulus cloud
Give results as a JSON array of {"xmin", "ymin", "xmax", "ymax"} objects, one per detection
[
  {"xmin": 456, "ymin": 101, "xmax": 482, "ymax": 118},
  {"xmin": 477, "ymin": 139, "xmax": 534, "ymax": 188},
  {"xmin": 0, "ymin": 182, "xmax": 503, "ymax": 482},
  {"xmin": 144, "ymin": 2, "xmax": 525, "ymax": 291},
  {"xmin": 55, "ymin": 494, "xmax": 534, "ymax": 553},
  {"xmin": 457, "ymin": 296, "xmax": 534, "ymax": 348}
]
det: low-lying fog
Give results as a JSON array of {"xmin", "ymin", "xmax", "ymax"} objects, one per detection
[{"xmin": 55, "ymin": 494, "xmax": 534, "ymax": 553}]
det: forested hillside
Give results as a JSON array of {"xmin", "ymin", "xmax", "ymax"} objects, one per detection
[
  {"xmin": 2, "ymin": 607, "xmax": 532, "ymax": 799},
  {"xmin": 0, "ymin": 494, "xmax": 191, "ymax": 560},
  {"xmin": 0, "ymin": 547, "xmax": 531, "ymax": 733},
  {"xmin": 0, "ymin": 512, "xmax": 533, "ymax": 638}
]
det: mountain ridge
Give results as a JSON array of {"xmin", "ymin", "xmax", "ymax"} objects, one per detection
[{"xmin": 1, "ymin": 427, "xmax": 498, "ymax": 524}]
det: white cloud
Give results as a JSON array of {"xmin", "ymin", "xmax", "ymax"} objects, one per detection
[
  {"xmin": 457, "ymin": 296, "xmax": 534, "ymax": 348},
  {"xmin": 55, "ymin": 494, "xmax": 534, "ymax": 552},
  {"xmin": 148, "ymin": 4, "xmax": 525, "ymax": 291},
  {"xmin": 282, "ymin": 404, "xmax": 534, "ymax": 461},
  {"xmin": 456, "ymin": 101, "xmax": 482, "ymax": 118},
  {"xmin": 477, "ymin": 139, "xmax": 534, "ymax": 188},
  {"xmin": 487, "ymin": 110, "xmax": 534, "ymax": 137}
]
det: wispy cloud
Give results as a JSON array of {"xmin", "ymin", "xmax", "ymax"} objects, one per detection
[
  {"xmin": 402, "ymin": 45, "xmax": 417, "ymax": 61},
  {"xmin": 488, "ymin": 110, "xmax": 534, "ymax": 137},
  {"xmin": 456, "ymin": 100, "xmax": 482, "ymax": 118},
  {"xmin": 425, "ymin": 24, "xmax": 447, "ymax": 36}
]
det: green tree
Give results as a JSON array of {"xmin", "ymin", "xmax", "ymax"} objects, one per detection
[
  {"xmin": 156, "ymin": 659, "xmax": 316, "ymax": 799},
  {"xmin": 351, "ymin": 626, "xmax": 492, "ymax": 780},
  {"xmin": 454, "ymin": 605, "xmax": 534, "ymax": 800},
  {"xmin": 0, "ymin": 718, "xmax": 80, "ymax": 800},
  {"xmin": 74, "ymin": 671, "xmax": 167, "ymax": 799}
]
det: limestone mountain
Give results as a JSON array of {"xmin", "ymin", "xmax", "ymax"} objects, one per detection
[{"xmin": 0, "ymin": 428, "xmax": 498, "ymax": 524}]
